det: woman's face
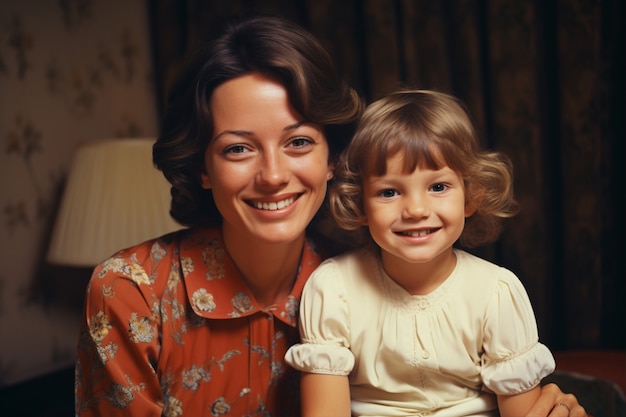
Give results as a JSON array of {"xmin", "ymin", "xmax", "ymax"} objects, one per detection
[{"xmin": 201, "ymin": 73, "xmax": 333, "ymax": 245}]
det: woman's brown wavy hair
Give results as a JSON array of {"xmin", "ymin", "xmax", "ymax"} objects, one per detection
[
  {"xmin": 153, "ymin": 13, "xmax": 363, "ymax": 228},
  {"xmin": 330, "ymin": 89, "xmax": 518, "ymax": 248}
]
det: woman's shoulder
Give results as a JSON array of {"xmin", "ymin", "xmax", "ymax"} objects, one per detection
[
  {"xmin": 100, "ymin": 228, "xmax": 184, "ymax": 262},
  {"xmin": 89, "ymin": 227, "xmax": 212, "ymax": 287}
]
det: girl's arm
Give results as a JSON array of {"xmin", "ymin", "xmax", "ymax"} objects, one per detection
[
  {"xmin": 524, "ymin": 383, "xmax": 588, "ymax": 417},
  {"xmin": 301, "ymin": 373, "xmax": 351, "ymax": 417},
  {"xmin": 498, "ymin": 386, "xmax": 541, "ymax": 417},
  {"xmin": 485, "ymin": 271, "xmax": 589, "ymax": 416}
]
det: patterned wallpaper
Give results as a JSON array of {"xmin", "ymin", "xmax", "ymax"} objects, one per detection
[{"xmin": 0, "ymin": 0, "xmax": 158, "ymax": 386}]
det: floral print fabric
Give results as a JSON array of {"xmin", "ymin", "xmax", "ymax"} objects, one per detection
[{"xmin": 75, "ymin": 227, "xmax": 321, "ymax": 416}]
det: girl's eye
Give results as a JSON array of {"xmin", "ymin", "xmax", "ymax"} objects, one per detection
[
  {"xmin": 431, "ymin": 183, "xmax": 448, "ymax": 192},
  {"xmin": 378, "ymin": 189, "xmax": 398, "ymax": 198}
]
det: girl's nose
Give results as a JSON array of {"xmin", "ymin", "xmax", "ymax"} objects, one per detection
[
  {"xmin": 256, "ymin": 151, "xmax": 290, "ymax": 187},
  {"xmin": 402, "ymin": 192, "xmax": 430, "ymax": 219}
]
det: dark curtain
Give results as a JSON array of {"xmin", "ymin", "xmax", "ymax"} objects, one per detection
[{"xmin": 147, "ymin": 0, "xmax": 625, "ymax": 351}]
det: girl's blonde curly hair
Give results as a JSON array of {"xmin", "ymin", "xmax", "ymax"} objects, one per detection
[{"xmin": 329, "ymin": 89, "xmax": 518, "ymax": 248}]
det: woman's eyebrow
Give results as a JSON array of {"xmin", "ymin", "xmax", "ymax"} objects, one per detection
[
  {"xmin": 284, "ymin": 121, "xmax": 306, "ymax": 131},
  {"xmin": 212, "ymin": 129, "xmax": 252, "ymax": 141},
  {"xmin": 213, "ymin": 121, "xmax": 308, "ymax": 141}
]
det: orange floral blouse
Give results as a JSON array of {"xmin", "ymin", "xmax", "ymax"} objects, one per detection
[{"xmin": 75, "ymin": 227, "xmax": 322, "ymax": 417}]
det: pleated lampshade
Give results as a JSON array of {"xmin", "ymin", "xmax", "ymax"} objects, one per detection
[{"xmin": 47, "ymin": 138, "xmax": 182, "ymax": 266}]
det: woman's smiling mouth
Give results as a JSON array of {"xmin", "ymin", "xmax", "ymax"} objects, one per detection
[{"xmin": 248, "ymin": 196, "xmax": 297, "ymax": 211}]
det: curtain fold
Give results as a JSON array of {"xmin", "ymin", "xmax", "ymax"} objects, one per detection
[{"xmin": 147, "ymin": 0, "xmax": 624, "ymax": 351}]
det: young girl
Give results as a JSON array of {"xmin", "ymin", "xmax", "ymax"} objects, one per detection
[{"xmin": 286, "ymin": 89, "xmax": 557, "ymax": 417}]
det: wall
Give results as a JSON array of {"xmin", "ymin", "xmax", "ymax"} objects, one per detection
[{"xmin": 0, "ymin": 0, "xmax": 158, "ymax": 386}]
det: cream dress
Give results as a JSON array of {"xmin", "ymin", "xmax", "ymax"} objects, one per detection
[{"xmin": 286, "ymin": 248, "xmax": 555, "ymax": 417}]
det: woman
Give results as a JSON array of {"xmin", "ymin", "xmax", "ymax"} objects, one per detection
[{"xmin": 75, "ymin": 13, "xmax": 586, "ymax": 417}]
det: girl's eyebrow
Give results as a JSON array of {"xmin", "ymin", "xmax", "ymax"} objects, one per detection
[{"xmin": 212, "ymin": 121, "xmax": 307, "ymax": 141}]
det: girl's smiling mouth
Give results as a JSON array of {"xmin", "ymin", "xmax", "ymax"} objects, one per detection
[{"xmin": 397, "ymin": 228, "xmax": 439, "ymax": 237}]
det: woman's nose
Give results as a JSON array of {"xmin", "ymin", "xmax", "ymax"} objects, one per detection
[{"xmin": 256, "ymin": 151, "xmax": 290, "ymax": 187}]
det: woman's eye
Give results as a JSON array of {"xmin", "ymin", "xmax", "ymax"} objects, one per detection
[
  {"xmin": 223, "ymin": 144, "xmax": 248, "ymax": 155},
  {"xmin": 289, "ymin": 137, "xmax": 313, "ymax": 149},
  {"xmin": 431, "ymin": 183, "xmax": 448, "ymax": 192}
]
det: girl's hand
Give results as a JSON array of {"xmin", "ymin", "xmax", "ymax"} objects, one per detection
[{"xmin": 524, "ymin": 383, "xmax": 588, "ymax": 417}]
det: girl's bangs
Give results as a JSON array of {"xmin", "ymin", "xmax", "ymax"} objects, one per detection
[{"xmin": 365, "ymin": 134, "xmax": 448, "ymax": 176}]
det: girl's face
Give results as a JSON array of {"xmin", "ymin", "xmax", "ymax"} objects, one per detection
[
  {"xmin": 201, "ymin": 73, "xmax": 333, "ymax": 246},
  {"xmin": 362, "ymin": 152, "xmax": 473, "ymax": 276}
]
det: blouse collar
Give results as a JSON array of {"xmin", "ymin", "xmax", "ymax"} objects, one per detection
[{"xmin": 178, "ymin": 228, "xmax": 322, "ymax": 327}]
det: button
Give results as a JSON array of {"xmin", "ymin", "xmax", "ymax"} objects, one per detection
[{"xmin": 422, "ymin": 350, "xmax": 430, "ymax": 359}]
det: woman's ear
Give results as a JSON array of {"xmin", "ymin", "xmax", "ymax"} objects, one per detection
[
  {"xmin": 327, "ymin": 162, "xmax": 335, "ymax": 181},
  {"xmin": 200, "ymin": 171, "xmax": 212, "ymax": 189}
]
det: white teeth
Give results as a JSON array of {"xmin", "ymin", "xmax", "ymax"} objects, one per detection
[
  {"xmin": 251, "ymin": 196, "xmax": 295, "ymax": 211},
  {"xmin": 402, "ymin": 230, "xmax": 430, "ymax": 237}
]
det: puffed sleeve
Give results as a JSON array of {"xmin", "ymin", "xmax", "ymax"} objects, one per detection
[
  {"xmin": 285, "ymin": 259, "xmax": 355, "ymax": 375},
  {"xmin": 480, "ymin": 270, "xmax": 555, "ymax": 395}
]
